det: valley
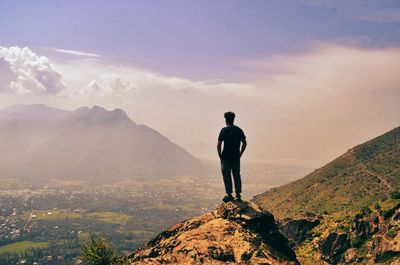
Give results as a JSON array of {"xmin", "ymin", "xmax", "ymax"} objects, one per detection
[{"xmin": 0, "ymin": 163, "xmax": 308, "ymax": 265}]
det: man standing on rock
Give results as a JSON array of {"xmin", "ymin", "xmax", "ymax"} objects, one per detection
[{"xmin": 217, "ymin": 111, "xmax": 247, "ymax": 202}]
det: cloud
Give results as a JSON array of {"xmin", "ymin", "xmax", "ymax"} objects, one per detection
[
  {"xmin": 55, "ymin": 58, "xmax": 253, "ymax": 102},
  {"xmin": 0, "ymin": 46, "xmax": 65, "ymax": 95},
  {"xmin": 83, "ymin": 72, "xmax": 138, "ymax": 98},
  {"xmin": 303, "ymin": 0, "xmax": 400, "ymax": 22},
  {"xmin": 236, "ymin": 43, "xmax": 400, "ymax": 165},
  {"xmin": 243, "ymin": 43, "xmax": 400, "ymax": 103},
  {"xmin": 47, "ymin": 47, "xmax": 100, "ymax": 57}
]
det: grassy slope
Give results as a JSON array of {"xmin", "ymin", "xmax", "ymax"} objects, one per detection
[{"xmin": 252, "ymin": 126, "xmax": 400, "ymax": 219}]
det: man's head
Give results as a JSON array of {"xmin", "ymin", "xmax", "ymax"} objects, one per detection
[{"xmin": 224, "ymin": 111, "xmax": 235, "ymax": 125}]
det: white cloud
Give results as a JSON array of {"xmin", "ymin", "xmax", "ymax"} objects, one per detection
[
  {"xmin": 84, "ymin": 73, "xmax": 137, "ymax": 98},
  {"xmin": 55, "ymin": 58, "xmax": 253, "ymax": 102},
  {"xmin": 0, "ymin": 46, "xmax": 65, "ymax": 95},
  {"xmin": 47, "ymin": 47, "xmax": 100, "ymax": 57}
]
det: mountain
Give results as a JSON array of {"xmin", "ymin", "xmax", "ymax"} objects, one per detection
[
  {"xmin": 125, "ymin": 201, "xmax": 299, "ymax": 264},
  {"xmin": 0, "ymin": 104, "xmax": 201, "ymax": 181},
  {"xmin": 252, "ymin": 126, "xmax": 400, "ymax": 219},
  {"xmin": 251, "ymin": 126, "xmax": 400, "ymax": 264}
]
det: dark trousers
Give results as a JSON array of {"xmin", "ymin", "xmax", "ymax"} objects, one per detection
[{"xmin": 221, "ymin": 159, "xmax": 242, "ymax": 195}]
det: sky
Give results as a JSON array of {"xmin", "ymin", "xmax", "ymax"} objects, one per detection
[{"xmin": 0, "ymin": 0, "xmax": 400, "ymax": 168}]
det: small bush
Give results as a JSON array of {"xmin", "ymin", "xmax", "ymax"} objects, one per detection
[
  {"xmin": 391, "ymin": 191, "xmax": 400, "ymax": 200},
  {"xmin": 351, "ymin": 236, "xmax": 365, "ymax": 248},
  {"xmin": 387, "ymin": 229, "xmax": 397, "ymax": 239},
  {"xmin": 360, "ymin": 206, "xmax": 372, "ymax": 213}
]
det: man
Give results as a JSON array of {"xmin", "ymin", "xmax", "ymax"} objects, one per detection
[{"xmin": 217, "ymin": 111, "xmax": 247, "ymax": 202}]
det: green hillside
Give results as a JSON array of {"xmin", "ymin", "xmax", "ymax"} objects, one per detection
[{"xmin": 252, "ymin": 126, "xmax": 400, "ymax": 219}]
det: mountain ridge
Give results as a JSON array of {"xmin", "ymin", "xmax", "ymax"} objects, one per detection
[
  {"xmin": 252, "ymin": 125, "xmax": 400, "ymax": 219},
  {"xmin": 0, "ymin": 104, "xmax": 202, "ymax": 181}
]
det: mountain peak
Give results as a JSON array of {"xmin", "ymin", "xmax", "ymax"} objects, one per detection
[
  {"xmin": 0, "ymin": 104, "xmax": 198, "ymax": 180},
  {"xmin": 127, "ymin": 201, "xmax": 299, "ymax": 264},
  {"xmin": 90, "ymin": 105, "xmax": 106, "ymax": 112},
  {"xmin": 112, "ymin": 108, "xmax": 129, "ymax": 120},
  {"xmin": 70, "ymin": 105, "xmax": 133, "ymax": 124}
]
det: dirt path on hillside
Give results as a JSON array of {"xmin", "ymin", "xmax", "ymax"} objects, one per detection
[
  {"xmin": 348, "ymin": 148, "xmax": 393, "ymax": 191},
  {"xmin": 363, "ymin": 168, "xmax": 393, "ymax": 191}
]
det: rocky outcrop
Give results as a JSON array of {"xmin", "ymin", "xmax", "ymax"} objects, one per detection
[
  {"xmin": 319, "ymin": 232, "xmax": 350, "ymax": 264},
  {"xmin": 127, "ymin": 201, "xmax": 299, "ymax": 264},
  {"xmin": 292, "ymin": 202, "xmax": 400, "ymax": 264},
  {"xmin": 351, "ymin": 208, "xmax": 379, "ymax": 239},
  {"xmin": 371, "ymin": 203, "xmax": 400, "ymax": 262},
  {"xmin": 279, "ymin": 213, "xmax": 321, "ymax": 243},
  {"xmin": 344, "ymin": 248, "xmax": 358, "ymax": 263},
  {"xmin": 372, "ymin": 235, "xmax": 400, "ymax": 262}
]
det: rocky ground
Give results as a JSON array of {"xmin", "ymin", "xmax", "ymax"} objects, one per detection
[
  {"xmin": 121, "ymin": 198, "xmax": 400, "ymax": 264},
  {"xmin": 126, "ymin": 201, "xmax": 299, "ymax": 264},
  {"xmin": 279, "ymin": 201, "xmax": 400, "ymax": 264}
]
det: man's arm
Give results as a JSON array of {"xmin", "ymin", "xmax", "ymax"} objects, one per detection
[
  {"xmin": 240, "ymin": 139, "xmax": 247, "ymax": 158},
  {"xmin": 217, "ymin": 141, "xmax": 222, "ymax": 160}
]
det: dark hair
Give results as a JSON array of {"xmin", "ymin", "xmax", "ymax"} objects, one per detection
[{"xmin": 224, "ymin": 111, "xmax": 235, "ymax": 125}]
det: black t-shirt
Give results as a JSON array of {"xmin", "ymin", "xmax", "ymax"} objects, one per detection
[{"xmin": 218, "ymin": 125, "xmax": 246, "ymax": 161}]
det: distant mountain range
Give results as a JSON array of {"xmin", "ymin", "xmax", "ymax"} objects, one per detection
[
  {"xmin": 0, "ymin": 104, "xmax": 202, "ymax": 181},
  {"xmin": 252, "ymin": 125, "xmax": 400, "ymax": 219}
]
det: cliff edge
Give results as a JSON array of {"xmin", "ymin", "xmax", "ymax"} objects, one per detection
[{"xmin": 127, "ymin": 201, "xmax": 299, "ymax": 264}]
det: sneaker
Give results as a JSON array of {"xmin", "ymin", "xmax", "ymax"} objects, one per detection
[
  {"xmin": 235, "ymin": 194, "xmax": 242, "ymax": 202},
  {"xmin": 222, "ymin": 194, "xmax": 234, "ymax": 203}
]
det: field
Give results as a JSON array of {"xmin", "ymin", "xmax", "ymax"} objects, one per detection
[
  {"xmin": 0, "ymin": 241, "xmax": 48, "ymax": 254},
  {"xmin": 86, "ymin": 211, "xmax": 132, "ymax": 225},
  {"xmin": 23, "ymin": 209, "xmax": 82, "ymax": 221}
]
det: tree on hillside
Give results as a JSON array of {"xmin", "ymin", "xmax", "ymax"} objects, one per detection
[{"xmin": 80, "ymin": 235, "xmax": 117, "ymax": 265}]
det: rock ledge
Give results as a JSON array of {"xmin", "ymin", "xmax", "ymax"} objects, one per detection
[{"xmin": 128, "ymin": 201, "xmax": 299, "ymax": 264}]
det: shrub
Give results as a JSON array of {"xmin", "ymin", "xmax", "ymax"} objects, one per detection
[
  {"xmin": 387, "ymin": 229, "xmax": 397, "ymax": 239},
  {"xmin": 391, "ymin": 191, "xmax": 400, "ymax": 200},
  {"xmin": 360, "ymin": 206, "xmax": 372, "ymax": 213},
  {"xmin": 81, "ymin": 235, "xmax": 117, "ymax": 265},
  {"xmin": 351, "ymin": 236, "xmax": 365, "ymax": 248}
]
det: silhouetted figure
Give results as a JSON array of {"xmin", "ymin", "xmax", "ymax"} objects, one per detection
[{"xmin": 217, "ymin": 112, "xmax": 247, "ymax": 202}]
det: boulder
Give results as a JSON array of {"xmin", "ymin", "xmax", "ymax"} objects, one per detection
[
  {"xmin": 351, "ymin": 209, "xmax": 379, "ymax": 239},
  {"xmin": 279, "ymin": 217, "xmax": 320, "ymax": 243},
  {"xmin": 319, "ymin": 232, "xmax": 350, "ymax": 264},
  {"xmin": 344, "ymin": 248, "xmax": 358, "ymax": 263},
  {"xmin": 372, "ymin": 234, "xmax": 400, "ymax": 262}
]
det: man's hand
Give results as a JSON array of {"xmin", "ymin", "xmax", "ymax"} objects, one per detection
[
  {"xmin": 240, "ymin": 139, "xmax": 247, "ymax": 158},
  {"xmin": 217, "ymin": 141, "xmax": 222, "ymax": 160}
]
